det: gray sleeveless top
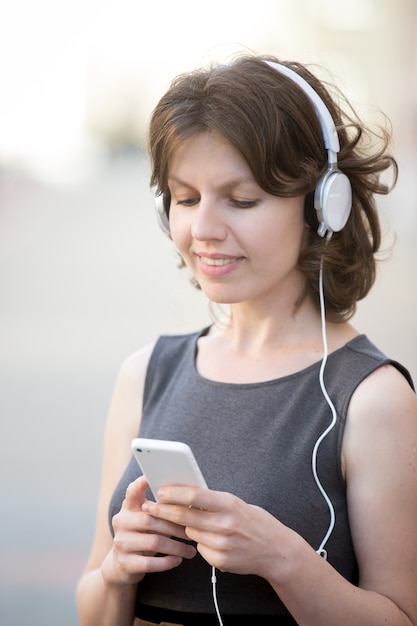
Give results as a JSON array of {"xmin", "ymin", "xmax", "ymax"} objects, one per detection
[{"xmin": 109, "ymin": 328, "xmax": 413, "ymax": 617}]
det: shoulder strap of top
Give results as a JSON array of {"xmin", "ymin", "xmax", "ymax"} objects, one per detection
[{"xmin": 344, "ymin": 335, "xmax": 414, "ymax": 391}]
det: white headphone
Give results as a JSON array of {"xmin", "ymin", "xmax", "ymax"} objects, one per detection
[
  {"xmin": 155, "ymin": 60, "xmax": 352, "ymax": 240},
  {"xmin": 155, "ymin": 192, "xmax": 171, "ymax": 237},
  {"xmin": 266, "ymin": 61, "xmax": 352, "ymax": 239}
]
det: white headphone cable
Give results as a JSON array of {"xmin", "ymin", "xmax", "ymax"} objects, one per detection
[
  {"xmin": 312, "ymin": 256, "xmax": 338, "ymax": 559},
  {"xmin": 211, "ymin": 565, "xmax": 224, "ymax": 625}
]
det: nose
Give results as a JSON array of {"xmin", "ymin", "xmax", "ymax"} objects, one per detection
[{"xmin": 190, "ymin": 197, "xmax": 227, "ymax": 241}]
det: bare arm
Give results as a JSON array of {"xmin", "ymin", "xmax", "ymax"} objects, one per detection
[{"xmin": 76, "ymin": 344, "xmax": 152, "ymax": 626}]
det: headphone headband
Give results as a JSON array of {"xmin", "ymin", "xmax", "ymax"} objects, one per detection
[
  {"xmin": 264, "ymin": 60, "xmax": 352, "ymax": 239},
  {"xmin": 264, "ymin": 61, "xmax": 340, "ymax": 165}
]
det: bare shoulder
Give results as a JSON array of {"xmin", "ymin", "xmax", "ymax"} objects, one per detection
[
  {"xmin": 106, "ymin": 342, "xmax": 156, "ymax": 440},
  {"xmin": 102, "ymin": 341, "xmax": 156, "ymax": 487},
  {"xmin": 347, "ymin": 362, "xmax": 416, "ymax": 432},
  {"xmin": 111, "ymin": 342, "xmax": 156, "ymax": 408},
  {"xmin": 342, "ymin": 364, "xmax": 417, "ymax": 617},
  {"xmin": 117, "ymin": 342, "xmax": 156, "ymax": 383},
  {"xmin": 99, "ymin": 341, "xmax": 157, "ymax": 499},
  {"xmin": 343, "ymin": 362, "xmax": 417, "ymax": 479}
]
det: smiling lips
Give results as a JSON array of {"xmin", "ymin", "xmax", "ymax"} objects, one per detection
[
  {"xmin": 200, "ymin": 256, "xmax": 235, "ymax": 266},
  {"xmin": 197, "ymin": 254, "xmax": 244, "ymax": 277}
]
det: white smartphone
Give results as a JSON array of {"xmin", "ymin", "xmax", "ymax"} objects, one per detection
[{"xmin": 131, "ymin": 438, "xmax": 208, "ymax": 501}]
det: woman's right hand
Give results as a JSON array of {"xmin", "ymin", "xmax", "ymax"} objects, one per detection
[{"xmin": 101, "ymin": 476, "xmax": 197, "ymax": 585}]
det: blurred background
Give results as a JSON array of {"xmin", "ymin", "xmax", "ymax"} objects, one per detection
[{"xmin": 1, "ymin": 0, "xmax": 416, "ymax": 624}]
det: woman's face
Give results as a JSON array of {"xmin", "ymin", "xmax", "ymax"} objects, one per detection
[{"xmin": 167, "ymin": 132, "xmax": 307, "ymax": 308}]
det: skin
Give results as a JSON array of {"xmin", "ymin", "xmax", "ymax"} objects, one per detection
[{"xmin": 77, "ymin": 132, "xmax": 417, "ymax": 626}]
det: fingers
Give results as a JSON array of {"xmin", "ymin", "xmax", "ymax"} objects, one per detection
[
  {"xmin": 103, "ymin": 542, "xmax": 191, "ymax": 585},
  {"xmin": 142, "ymin": 486, "xmax": 233, "ymax": 531},
  {"xmin": 157, "ymin": 485, "xmax": 221, "ymax": 509},
  {"xmin": 113, "ymin": 505, "xmax": 193, "ymax": 544},
  {"xmin": 108, "ymin": 506, "xmax": 197, "ymax": 584},
  {"xmin": 140, "ymin": 489, "xmax": 279, "ymax": 577},
  {"xmin": 121, "ymin": 477, "xmax": 197, "ymax": 542},
  {"xmin": 105, "ymin": 477, "xmax": 199, "ymax": 585},
  {"xmin": 140, "ymin": 487, "xmax": 291, "ymax": 579},
  {"xmin": 113, "ymin": 515, "xmax": 197, "ymax": 562},
  {"xmin": 122, "ymin": 475, "xmax": 149, "ymax": 511}
]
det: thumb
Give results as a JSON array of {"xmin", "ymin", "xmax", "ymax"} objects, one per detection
[{"xmin": 122, "ymin": 475, "xmax": 149, "ymax": 511}]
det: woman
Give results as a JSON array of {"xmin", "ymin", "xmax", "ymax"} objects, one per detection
[{"xmin": 77, "ymin": 55, "xmax": 417, "ymax": 625}]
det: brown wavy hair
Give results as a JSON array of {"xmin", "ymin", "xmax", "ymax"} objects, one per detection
[{"xmin": 148, "ymin": 54, "xmax": 397, "ymax": 322}]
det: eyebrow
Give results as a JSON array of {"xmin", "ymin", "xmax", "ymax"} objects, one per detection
[{"xmin": 167, "ymin": 174, "xmax": 256, "ymax": 188}]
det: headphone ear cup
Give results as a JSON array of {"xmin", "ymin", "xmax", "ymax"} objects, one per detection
[
  {"xmin": 315, "ymin": 170, "xmax": 352, "ymax": 238},
  {"xmin": 155, "ymin": 194, "xmax": 171, "ymax": 237}
]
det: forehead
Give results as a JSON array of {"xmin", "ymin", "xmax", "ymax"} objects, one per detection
[{"xmin": 168, "ymin": 132, "xmax": 255, "ymax": 186}]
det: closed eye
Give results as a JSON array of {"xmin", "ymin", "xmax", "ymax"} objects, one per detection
[
  {"xmin": 174, "ymin": 197, "xmax": 257, "ymax": 209},
  {"xmin": 231, "ymin": 199, "xmax": 257, "ymax": 209},
  {"xmin": 175, "ymin": 198, "xmax": 200, "ymax": 207}
]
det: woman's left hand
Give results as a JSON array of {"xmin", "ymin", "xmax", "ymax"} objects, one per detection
[{"xmin": 141, "ymin": 486, "xmax": 293, "ymax": 579}]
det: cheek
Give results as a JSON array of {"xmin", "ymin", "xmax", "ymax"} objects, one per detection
[
  {"xmin": 170, "ymin": 219, "xmax": 191, "ymax": 259},
  {"xmin": 257, "ymin": 213, "xmax": 305, "ymax": 260}
]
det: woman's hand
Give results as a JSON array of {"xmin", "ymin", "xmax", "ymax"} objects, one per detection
[
  {"xmin": 141, "ymin": 485, "xmax": 292, "ymax": 580},
  {"xmin": 102, "ymin": 476, "xmax": 197, "ymax": 586}
]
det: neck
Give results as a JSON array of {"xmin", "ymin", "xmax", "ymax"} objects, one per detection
[{"xmin": 219, "ymin": 296, "xmax": 323, "ymax": 353}]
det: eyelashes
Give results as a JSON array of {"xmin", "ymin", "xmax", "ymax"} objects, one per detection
[{"xmin": 174, "ymin": 198, "xmax": 258, "ymax": 209}]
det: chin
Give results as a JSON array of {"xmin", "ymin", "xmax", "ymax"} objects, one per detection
[{"xmin": 199, "ymin": 285, "xmax": 246, "ymax": 305}]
